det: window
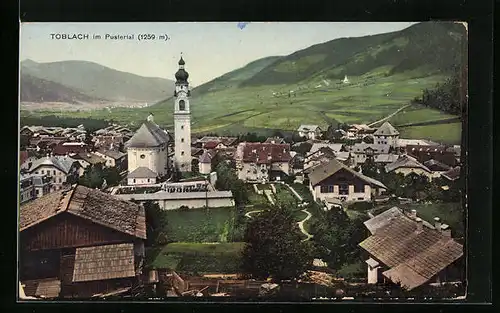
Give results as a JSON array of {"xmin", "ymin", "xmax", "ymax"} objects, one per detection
[
  {"xmin": 181, "ymin": 125, "xmax": 184, "ymax": 130},
  {"xmin": 53, "ymin": 170, "xmax": 56, "ymax": 175},
  {"xmin": 339, "ymin": 184, "xmax": 349, "ymax": 195},
  {"xmin": 181, "ymin": 151, "xmax": 184, "ymax": 156},
  {"xmin": 320, "ymin": 185, "xmax": 334, "ymax": 193},
  {"xmin": 181, "ymin": 138, "xmax": 184, "ymax": 143},
  {"xmin": 133, "ymin": 179, "xmax": 136, "ymax": 183},
  {"xmin": 36, "ymin": 189, "xmax": 39, "ymax": 195},
  {"xmin": 41, "ymin": 170, "xmax": 44, "ymax": 174},
  {"xmin": 140, "ymin": 154, "xmax": 146, "ymax": 159},
  {"xmin": 58, "ymin": 178, "xmax": 62, "ymax": 183},
  {"xmin": 147, "ymin": 179, "xmax": 150, "ymax": 183},
  {"xmin": 179, "ymin": 100, "xmax": 186, "ymax": 111},
  {"xmin": 354, "ymin": 184, "xmax": 364, "ymax": 193}
]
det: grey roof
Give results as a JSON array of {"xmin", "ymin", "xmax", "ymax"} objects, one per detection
[
  {"xmin": 100, "ymin": 149, "xmax": 127, "ymax": 160},
  {"xmin": 364, "ymin": 207, "xmax": 404, "ymax": 234},
  {"xmin": 351, "ymin": 143, "xmax": 390, "ymax": 154},
  {"xmin": 199, "ymin": 150, "xmax": 212, "ymax": 163},
  {"xmin": 127, "ymin": 120, "xmax": 170, "ymax": 148},
  {"xmin": 442, "ymin": 166, "xmax": 460, "ymax": 181},
  {"xmin": 127, "ymin": 167, "xmax": 158, "ymax": 179},
  {"xmin": 29, "ymin": 156, "xmax": 78, "ymax": 174},
  {"xmin": 423, "ymin": 159, "xmax": 452, "ymax": 171},
  {"xmin": 385, "ymin": 155, "xmax": 431, "ymax": 173},
  {"xmin": 374, "ymin": 154, "xmax": 400, "ymax": 163},
  {"xmin": 373, "ymin": 122, "xmax": 399, "ymax": 136},
  {"xmin": 297, "ymin": 124, "xmax": 321, "ymax": 132},
  {"xmin": 309, "ymin": 158, "xmax": 386, "ymax": 189},
  {"xmin": 308, "ymin": 143, "xmax": 344, "ymax": 156}
]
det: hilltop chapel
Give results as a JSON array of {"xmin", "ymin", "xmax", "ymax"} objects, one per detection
[{"xmin": 126, "ymin": 56, "xmax": 192, "ymax": 185}]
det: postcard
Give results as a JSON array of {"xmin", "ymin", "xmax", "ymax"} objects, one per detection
[{"xmin": 18, "ymin": 21, "xmax": 467, "ymax": 301}]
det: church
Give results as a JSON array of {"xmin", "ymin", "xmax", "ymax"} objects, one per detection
[{"xmin": 126, "ymin": 56, "xmax": 193, "ymax": 185}]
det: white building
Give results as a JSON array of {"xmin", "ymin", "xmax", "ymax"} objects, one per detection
[
  {"xmin": 297, "ymin": 125, "xmax": 322, "ymax": 140},
  {"xmin": 126, "ymin": 114, "xmax": 171, "ymax": 184},
  {"xmin": 385, "ymin": 155, "xmax": 434, "ymax": 180},
  {"xmin": 27, "ymin": 155, "xmax": 80, "ymax": 192},
  {"xmin": 343, "ymin": 75, "xmax": 350, "ymax": 84},
  {"xmin": 127, "ymin": 167, "xmax": 158, "ymax": 186},
  {"xmin": 173, "ymin": 56, "xmax": 192, "ymax": 172},
  {"xmin": 199, "ymin": 150, "xmax": 214, "ymax": 175},
  {"xmin": 373, "ymin": 121, "xmax": 400, "ymax": 148}
]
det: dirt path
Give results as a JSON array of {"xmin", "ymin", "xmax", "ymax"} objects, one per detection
[
  {"xmin": 367, "ymin": 103, "xmax": 411, "ymax": 127},
  {"xmin": 244, "ymin": 210, "xmax": 263, "ymax": 218},
  {"xmin": 297, "ymin": 209, "xmax": 313, "ymax": 241}
]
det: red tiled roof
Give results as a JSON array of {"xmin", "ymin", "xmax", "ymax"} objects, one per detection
[
  {"xmin": 53, "ymin": 143, "xmax": 87, "ymax": 155},
  {"xmin": 241, "ymin": 143, "xmax": 291, "ymax": 164},
  {"xmin": 359, "ymin": 214, "xmax": 463, "ymax": 290},
  {"xmin": 20, "ymin": 150, "xmax": 28, "ymax": 166},
  {"xmin": 203, "ymin": 141, "xmax": 221, "ymax": 149}
]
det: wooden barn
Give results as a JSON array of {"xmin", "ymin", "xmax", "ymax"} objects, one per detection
[{"xmin": 19, "ymin": 185, "xmax": 147, "ymax": 299}]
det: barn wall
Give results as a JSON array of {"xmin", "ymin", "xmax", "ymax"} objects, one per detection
[{"xmin": 20, "ymin": 213, "xmax": 133, "ymax": 251}]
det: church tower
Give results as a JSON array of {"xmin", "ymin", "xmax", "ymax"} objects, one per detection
[{"xmin": 173, "ymin": 56, "xmax": 192, "ymax": 172}]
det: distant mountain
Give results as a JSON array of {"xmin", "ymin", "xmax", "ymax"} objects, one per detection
[
  {"xmin": 241, "ymin": 22, "xmax": 466, "ymax": 86},
  {"xmin": 20, "ymin": 73, "xmax": 102, "ymax": 103},
  {"xmin": 191, "ymin": 56, "xmax": 282, "ymax": 96},
  {"xmin": 20, "ymin": 60, "xmax": 175, "ymax": 102}
]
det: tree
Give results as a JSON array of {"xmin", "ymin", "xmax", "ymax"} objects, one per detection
[
  {"xmin": 78, "ymin": 163, "xmax": 105, "ymax": 189},
  {"xmin": 361, "ymin": 157, "xmax": 377, "ymax": 178},
  {"xmin": 309, "ymin": 208, "xmax": 366, "ymax": 270},
  {"xmin": 291, "ymin": 142, "xmax": 312, "ymax": 156},
  {"xmin": 20, "ymin": 136, "xmax": 30, "ymax": 150},
  {"xmin": 241, "ymin": 204, "xmax": 313, "ymax": 281},
  {"xmin": 102, "ymin": 166, "xmax": 122, "ymax": 186},
  {"xmin": 143, "ymin": 201, "xmax": 169, "ymax": 246},
  {"xmin": 215, "ymin": 162, "xmax": 248, "ymax": 206}
]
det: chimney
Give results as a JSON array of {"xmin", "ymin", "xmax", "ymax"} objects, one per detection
[
  {"xmin": 410, "ymin": 209, "xmax": 417, "ymax": 219},
  {"xmin": 415, "ymin": 218, "xmax": 423, "ymax": 232},
  {"xmin": 441, "ymin": 224, "xmax": 452, "ymax": 238},
  {"xmin": 434, "ymin": 217, "xmax": 441, "ymax": 232}
]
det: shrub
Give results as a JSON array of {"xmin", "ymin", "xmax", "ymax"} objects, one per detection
[{"xmin": 347, "ymin": 201, "xmax": 374, "ymax": 212}]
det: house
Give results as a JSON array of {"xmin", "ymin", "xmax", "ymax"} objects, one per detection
[
  {"xmin": 264, "ymin": 137, "xmax": 286, "ymax": 144},
  {"xmin": 126, "ymin": 117, "xmax": 171, "ymax": 183},
  {"xmin": 28, "ymin": 156, "xmax": 81, "ymax": 191},
  {"xmin": 19, "ymin": 185, "xmax": 146, "ymax": 299},
  {"xmin": 203, "ymin": 141, "xmax": 227, "ymax": 150},
  {"xmin": 397, "ymin": 139, "xmax": 437, "ymax": 148},
  {"xmin": 349, "ymin": 143, "xmax": 391, "ymax": 165},
  {"xmin": 424, "ymin": 159, "xmax": 452, "ymax": 173},
  {"xmin": 73, "ymin": 152, "xmax": 107, "ymax": 170},
  {"xmin": 297, "ymin": 125, "xmax": 322, "ymax": 140},
  {"xmin": 92, "ymin": 135, "xmax": 124, "ymax": 150},
  {"xmin": 19, "ymin": 174, "xmax": 36, "ymax": 204},
  {"xmin": 346, "ymin": 124, "xmax": 374, "ymax": 139},
  {"xmin": 372, "ymin": 122, "xmax": 400, "ymax": 148},
  {"xmin": 405, "ymin": 145, "xmax": 458, "ymax": 167},
  {"xmin": 385, "ymin": 155, "xmax": 434, "ymax": 180},
  {"xmin": 304, "ymin": 146, "xmax": 337, "ymax": 171},
  {"xmin": 199, "ymin": 150, "xmax": 216, "ymax": 175},
  {"xmin": 307, "ymin": 143, "xmax": 344, "ymax": 157},
  {"xmin": 373, "ymin": 154, "xmax": 400, "ymax": 165},
  {"xmin": 359, "ymin": 207, "xmax": 463, "ymax": 290},
  {"xmin": 235, "ymin": 142, "xmax": 292, "ymax": 183},
  {"xmin": 52, "ymin": 142, "xmax": 88, "ymax": 156},
  {"xmin": 31, "ymin": 174, "xmax": 53, "ymax": 198},
  {"xmin": 94, "ymin": 149, "xmax": 127, "ymax": 169},
  {"xmin": 441, "ymin": 166, "xmax": 461, "ymax": 181},
  {"xmin": 308, "ymin": 158, "xmax": 386, "ymax": 203},
  {"xmin": 127, "ymin": 167, "xmax": 158, "ymax": 186},
  {"xmin": 194, "ymin": 136, "xmax": 238, "ymax": 148}
]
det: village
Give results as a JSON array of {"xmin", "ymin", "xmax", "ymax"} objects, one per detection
[{"xmin": 18, "ymin": 57, "xmax": 464, "ymax": 300}]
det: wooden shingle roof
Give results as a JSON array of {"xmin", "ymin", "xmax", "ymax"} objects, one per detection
[
  {"xmin": 359, "ymin": 213, "xmax": 463, "ymax": 290},
  {"xmin": 19, "ymin": 185, "xmax": 146, "ymax": 239},
  {"xmin": 22, "ymin": 278, "xmax": 61, "ymax": 299},
  {"xmin": 72, "ymin": 243, "xmax": 135, "ymax": 282}
]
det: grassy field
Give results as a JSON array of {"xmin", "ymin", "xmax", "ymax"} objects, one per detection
[
  {"xmin": 398, "ymin": 122, "xmax": 462, "ymax": 144},
  {"xmin": 21, "ymin": 68, "xmax": 461, "ymax": 143},
  {"xmin": 146, "ymin": 242, "xmax": 245, "ymax": 273},
  {"xmin": 163, "ymin": 207, "xmax": 238, "ymax": 243},
  {"xmin": 374, "ymin": 202, "xmax": 464, "ymax": 238}
]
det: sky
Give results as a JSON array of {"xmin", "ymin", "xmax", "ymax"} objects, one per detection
[{"xmin": 20, "ymin": 22, "xmax": 417, "ymax": 86}]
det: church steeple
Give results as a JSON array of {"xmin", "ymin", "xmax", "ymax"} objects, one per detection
[{"xmin": 175, "ymin": 54, "xmax": 189, "ymax": 85}]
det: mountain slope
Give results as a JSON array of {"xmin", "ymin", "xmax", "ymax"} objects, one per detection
[
  {"xmin": 242, "ymin": 22, "xmax": 466, "ymax": 86},
  {"xmin": 191, "ymin": 56, "xmax": 282, "ymax": 96},
  {"xmin": 20, "ymin": 73, "xmax": 102, "ymax": 103},
  {"xmin": 21, "ymin": 60, "xmax": 175, "ymax": 102}
]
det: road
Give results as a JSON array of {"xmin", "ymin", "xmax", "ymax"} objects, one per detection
[
  {"xmin": 297, "ymin": 209, "xmax": 313, "ymax": 241},
  {"xmin": 367, "ymin": 103, "xmax": 412, "ymax": 127}
]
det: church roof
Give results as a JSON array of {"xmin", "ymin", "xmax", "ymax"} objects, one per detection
[
  {"xmin": 374, "ymin": 122, "xmax": 399, "ymax": 136},
  {"xmin": 127, "ymin": 167, "xmax": 158, "ymax": 179},
  {"xmin": 127, "ymin": 121, "xmax": 170, "ymax": 148}
]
